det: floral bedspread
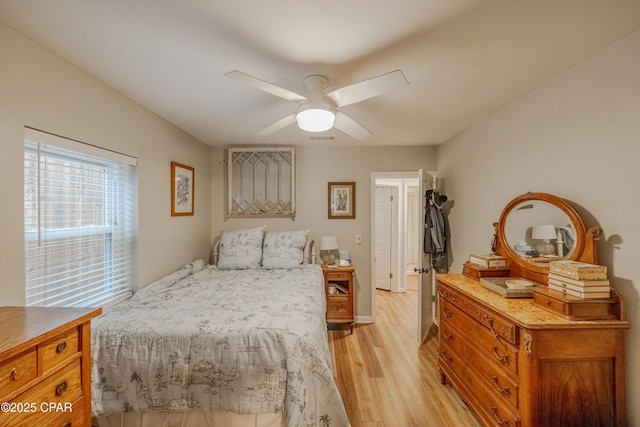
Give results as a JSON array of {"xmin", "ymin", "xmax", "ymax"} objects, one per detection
[{"xmin": 91, "ymin": 261, "xmax": 349, "ymax": 427}]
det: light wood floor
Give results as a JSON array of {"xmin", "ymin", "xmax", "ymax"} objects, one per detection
[{"xmin": 328, "ymin": 289, "xmax": 481, "ymax": 427}]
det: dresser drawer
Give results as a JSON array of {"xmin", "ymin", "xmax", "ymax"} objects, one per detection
[
  {"xmin": 440, "ymin": 299, "xmax": 519, "ymax": 375},
  {"xmin": 52, "ymin": 396, "xmax": 85, "ymax": 427},
  {"xmin": 0, "ymin": 348, "xmax": 37, "ymax": 400},
  {"xmin": 2, "ymin": 396, "xmax": 84, "ymax": 427},
  {"xmin": 440, "ymin": 319, "xmax": 519, "ymax": 409},
  {"xmin": 440, "ymin": 344, "xmax": 520, "ymax": 427},
  {"xmin": 439, "ymin": 284, "xmax": 518, "ymax": 345},
  {"xmin": 39, "ymin": 326, "xmax": 80, "ymax": 372},
  {"xmin": 3, "ymin": 360, "xmax": 82, "ymax": 427},
  {"xmin": 20, "ymin": 359, "xmax": 82, "ymax": 405},
  {"xmin": 1, "ymin": 397, "xmax": 84, "ymax": 427}
]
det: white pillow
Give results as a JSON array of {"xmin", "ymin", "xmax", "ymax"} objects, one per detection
[
  {"xmin": 262, "ymin": 230, "xmax": 309, "ymax": 269},
  {"xmin": 217, "ymin": 226, "xmax": 265, "ymax": 270}
]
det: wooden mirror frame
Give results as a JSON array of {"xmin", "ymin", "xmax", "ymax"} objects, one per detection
[{"xmin": 492, "ymin": 192, "xmax": 602, "ymax": 284}]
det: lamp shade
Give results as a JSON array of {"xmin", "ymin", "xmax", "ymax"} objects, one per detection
[
  {"xmin": 532, "ymin": 225, "xmax": 557, "ymax": 240},
  {"xmin": 320, "ymin": 235, "xmax": 338, "ymax": 251},
  {"xmin": 296, "ymin": 104, "xmax": 335, "ymax": 132}
]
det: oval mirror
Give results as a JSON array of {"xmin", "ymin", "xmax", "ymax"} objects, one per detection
[{"xmin": 493, "ymin": 192, "xmax": 600, "ymax": 283}]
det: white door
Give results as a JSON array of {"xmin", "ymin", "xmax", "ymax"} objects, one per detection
[
  {"xmin": 374, "ymin": 186, "xmax": 392, "ymax": 290},
  {"xmin": 417, "ymin": 169, "xmax": 434, "ymax": 343}
]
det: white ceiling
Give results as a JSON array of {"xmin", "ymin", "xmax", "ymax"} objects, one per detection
[{"xmin": 1, "ymin": 0, "xmax": 639, "ymax": 147}]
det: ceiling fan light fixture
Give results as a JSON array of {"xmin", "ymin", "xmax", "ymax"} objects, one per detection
[{"xmin": 296, "ymin": 105, "xmax": 335, "ymax": 132}]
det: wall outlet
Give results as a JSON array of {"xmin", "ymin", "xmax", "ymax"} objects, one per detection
[{"xmin": 355, "ymin": 235, "xmax": 362, "ymax": 245}]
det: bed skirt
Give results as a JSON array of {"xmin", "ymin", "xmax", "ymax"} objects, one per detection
[{"xmin": 93, "ymin": 411, "xmax": 283, "ymax": 427}]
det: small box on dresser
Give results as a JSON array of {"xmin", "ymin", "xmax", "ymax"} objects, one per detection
[
  {"xmin": 462, "ymin": 261, "xmax": 510, "ymax": 280},
  {"xmin": 0, "ymin": 306, "xmax": 101, "ymax": 427}
]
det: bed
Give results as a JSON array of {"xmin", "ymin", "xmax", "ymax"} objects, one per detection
[{"xmin": 91, "ymin": 227, "xmax": 349, "ymax": 427}]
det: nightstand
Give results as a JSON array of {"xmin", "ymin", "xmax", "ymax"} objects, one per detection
[{"xmin": 322, "ymin": 265, "xmax": 355, "ymax": 333}]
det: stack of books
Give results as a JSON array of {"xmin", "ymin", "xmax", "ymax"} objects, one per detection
[
  {"xmin": 548, "ymin": 260, "xmax": 611, "ymax": 299},
  {"xmin": 468, "ymin": 253, "xmax": 507, "ymax": 269}
]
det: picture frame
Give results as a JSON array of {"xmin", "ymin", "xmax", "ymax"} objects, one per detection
[
  {"xmin": 328, "ymin": 182, "xmax": 355, "ymax": 219},
  {"xmin": 171, "ymin": 161, "xmax": 195, "ymax": 216}
]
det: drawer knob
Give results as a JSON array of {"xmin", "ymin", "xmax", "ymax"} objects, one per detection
[
  {"xmin": 491, "ymin": 375, "xmax": 510, "ymax": 395},
  {"xmin": 440, "ymin": 351, "xmax": 452, "ymax": 364},
  {"xmin": 1, "ymin": 367, "xmax": 17, "ymax": 382},
  {"xmin": 55, "ymin": 381, "xmax": 68, "ymax": 396},
  {"xmin": 63, "ymin": 423, "xmax": 72, "ymax": 427},
  {"xmin": 56, "ymin": 341, "xmax": 67, "ymax": 353},
  {"xmin": 491, "ymin": 406, "xmax": 509, "ymax": 426},
  {"xmin": 487, "ymin": 318, "xmax": 500, "ymax": 339},
  {"xmin": 491, "ymin": 345, "xmax": 509, "ymax": 363},
  {"xmin": 438, "ymin": 290, "xmax": 455, "ymax": 302}
]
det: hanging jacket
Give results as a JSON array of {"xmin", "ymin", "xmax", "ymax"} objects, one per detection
[{"xmin": 424, "ymin": 190, "xmax": 450, "ymax": 273}]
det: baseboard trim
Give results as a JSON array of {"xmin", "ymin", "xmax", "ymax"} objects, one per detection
[{"xmin": 355, "ymin": 315, "xmax": 373, "ymax": 324}]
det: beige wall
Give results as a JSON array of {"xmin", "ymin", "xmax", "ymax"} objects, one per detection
[
  {"xmin": 4, "ymin": 13, "xmax": 638, "ymax": 423},
  {"xmin": 0, "ymin": 22, "xmax": 212, "ymax": 304},
  {"xmin": 211, "ymin": 145, "xmax": 437, "ymax": 319},
  {"xmin": 437, "ymin": 28, "xmax": 640, "ymax": 423}
]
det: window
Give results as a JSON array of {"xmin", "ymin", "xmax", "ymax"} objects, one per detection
[{"xmin": 24, "ymin": 129, "xmax": 138, "ymax": 307}]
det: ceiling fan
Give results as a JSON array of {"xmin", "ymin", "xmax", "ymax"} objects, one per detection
[{"xmin": 225, "ymin": 69, "xmax": 409, "ymax": 140}]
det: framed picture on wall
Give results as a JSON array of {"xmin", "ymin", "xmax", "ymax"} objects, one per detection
[
  {"xmin": 328, "ymin": 182, "xmax": 355, "ymax": 219},
  {"xmin": 171, "ymin": 161, "xmax": 195, "ymax": 216}
]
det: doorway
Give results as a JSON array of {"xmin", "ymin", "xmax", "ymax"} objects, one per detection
[
  {"xmin": 371, "ymin": 170, "xmax": 437, "ymax": 343},
  {"xmin": 373, "ymin": 178, "xmax": 419, "ymax": 293}
]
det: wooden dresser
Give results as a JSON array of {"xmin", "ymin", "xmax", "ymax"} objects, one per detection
[
  {"xmin": 0, "ymin": 306, "xmax": 101, "ymax": 427},
  {"xmin": 437, "ymin": 274, "xmax": 628, "ymax": 427}
]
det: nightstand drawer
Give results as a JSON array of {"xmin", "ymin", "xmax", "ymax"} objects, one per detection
[
  {"xmin": 40, "ymin": 327, "xmax": 80, "ymax": 372},
  {"xmin": 0, "ymin": 348, "xmax": 37, "ymax": 400},
  {"xmin": 326, "ymin": 271, "xmax": 351, "ymax": 281},
  {"xmin": 327, "ymin": 295, "xmax": 351, "ymax": 316}
]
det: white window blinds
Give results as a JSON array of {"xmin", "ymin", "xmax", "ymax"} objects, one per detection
[{"xmin": 24, "ymin": 129, "xmax": 138, "ymax": 308}]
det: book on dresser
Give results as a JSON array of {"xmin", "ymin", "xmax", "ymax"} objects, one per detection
[
  {"xmin": 547, "ymin": 272, "xmax": 610, "ymax": 287},
  {"xmin": 547, "ymin": 282, "xmax": 611, "ymax": 299},
  {"xmin": 548, "ymin": 277, "xmax": 611, "ymax": 293},
  {"xmin": 547, "ymin": 264, "xmax": 611, "ymax": 299}
]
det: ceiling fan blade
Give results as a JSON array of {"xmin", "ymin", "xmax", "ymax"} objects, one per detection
[
  {"xmin": 225, "ymin": 70, "xmax": 308, "ymax": 103},
  {"xmin": 333, "ymin": 112, "xmax": 372, "ymax": 140},
  {"xmin": 328, "ymin": 70, "xmax": 409, "ymax": 107},
  {"xmin": 256, "ymin": 113, "xmax": 297, "ymax": 136}
]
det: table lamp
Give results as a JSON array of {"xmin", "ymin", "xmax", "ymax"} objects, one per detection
[
  {"xmin": 532, "ymin": 225, "xmax": 556, "ymax": 255},
  {"xmin": 320, "ymin": 235, "xmax": 339, "ymax": 265}
]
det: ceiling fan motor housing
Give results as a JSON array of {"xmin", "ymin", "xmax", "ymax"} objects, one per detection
[{"xmin": 296, "ymin": 75, "xmax": 337, "ymax": 132}]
